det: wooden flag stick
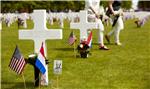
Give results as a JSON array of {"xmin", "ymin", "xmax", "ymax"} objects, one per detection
[
  {"xmin": 73, "ymin": 41, "xmax": 76, "ymax": 58},
  {"xmin": 39, "ymin": 73, "xmax": 41, "ymax": 89},
  {"xmin": 52, "ymin": 75, "xmax": 59, "ymax": 89},
  {"xmin": 56, "ymin": 75, "xmax": 59, "ymax": 89},
  {"xmin": 22, "ymin": 73, "xmax": 27, "ymax": 89}
]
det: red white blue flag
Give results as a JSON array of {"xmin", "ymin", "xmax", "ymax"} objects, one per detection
[
  {"xmin": 35, "ymin": 42, "xmax": 46, "ymax": 74},
  {"xmin": 86, "ymin": 31, "xmax": 92, "ymax": 48}
]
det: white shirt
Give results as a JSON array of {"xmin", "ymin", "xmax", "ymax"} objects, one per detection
[{"xmin": 85, "ymin": 0, "xmax": 100, "ymax": 14}]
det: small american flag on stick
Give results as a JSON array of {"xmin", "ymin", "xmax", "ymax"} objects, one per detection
[
  {"xmin": 9, "ymin": 46, "xmax": 26, "ymax": 75},
  {"xmin": 68, "ymin": 31, "xmax": 77, "ymax": 45}
]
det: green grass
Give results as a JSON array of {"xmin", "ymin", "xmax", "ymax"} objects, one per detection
[{"xmin": 1, "ymin": 19, "xmax": 150, "ymax": 89}]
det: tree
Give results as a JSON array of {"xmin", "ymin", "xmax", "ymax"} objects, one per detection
[
  {"xmin": 100, "ymin": 1, "xmax": 132, "ymax": 10},
  {"xmin": 1, "ymin": 1, "xmax": 85, "ymax": 13},
  {"xmin": 121, "ymin": 1, "xmax": 132, "ymax": 10},
  {"xmin": 138, "ymin": 1, "xmax": 150, "ymax": 11},
  {"xmin": 1, "ymin": 1, "xmax": 132, "ymax": 13}
]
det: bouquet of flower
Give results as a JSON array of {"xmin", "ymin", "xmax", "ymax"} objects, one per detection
[{"xmin": 77, "ymin": 41, "xmax": 90, "ymax": 58}]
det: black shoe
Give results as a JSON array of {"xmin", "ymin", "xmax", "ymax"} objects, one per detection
[{"xmin": 99, "ymin": 46, "xmax": 109, "ymax": 50}]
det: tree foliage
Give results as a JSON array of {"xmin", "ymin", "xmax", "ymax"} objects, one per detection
[
  {"xmin": 121, "ymin": 1, "xmax": 132, "ymax": 10},
  {"xmin": 1, "ymin": 1, "xmax": 85, "ymax": 13},
  {"xmin": 1, "ymin": 1, "xmax": 132, "ymax": 13},
  {"xmin": 138, "ymin": 1, "xmax": 150, "ymax": 11}
]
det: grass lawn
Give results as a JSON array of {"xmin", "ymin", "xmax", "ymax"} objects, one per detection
[{"xmin": 1, "ymin": 18, "xmax": 150, "ymax": 89}]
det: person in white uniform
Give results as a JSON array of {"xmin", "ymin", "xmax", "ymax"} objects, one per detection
[
  {"xmin": 85, "ymin": 0, "xmax": 109, "ymax": 50},
  {"xmin": 105, "ymin": 0, "xmax": 124, "ymax": 45}
]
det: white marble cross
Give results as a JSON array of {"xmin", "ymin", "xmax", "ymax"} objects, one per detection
[
  {"xmin": 5, "ymin": 13, "xmax": 11, "ymax": 27},
  {"xmin": 57, "ymin": 12, "xmax": 64, "ymax": 28},
  {"xmin": 70, "ymin": 10, "xmax": 98, "ymax": 40},
  {"xmin": 22, "ymin": 13, "xmax": 28, "ymax": 28},
  {"xmin": 48, "ymin": 12, "xmax": 54, "ymax": 25},
  {"xmin": 19, "ymin": 10, "xmax": 62, "ymax": 85}
]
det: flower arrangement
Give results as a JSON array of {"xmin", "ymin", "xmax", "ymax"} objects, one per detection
[{"xmin": 77, "ymin": 41, "xmax": 90, "ymax": 58}]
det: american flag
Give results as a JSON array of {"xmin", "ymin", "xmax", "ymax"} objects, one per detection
[
  {"xmin": 68, "ymin": 31, "xmax": 76, "ymax": 45},
  {"xmin": 9, "ymin": 46, "xmax": 26, "ymax": 75}
]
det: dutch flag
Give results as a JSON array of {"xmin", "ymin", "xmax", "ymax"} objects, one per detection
[
  {"xmin": 86, "ymin": 31, "xmax": 92, "ymax": 48},
  {"xmin": 35, "ymin": 42, "xmax": 46, "ymax": 74}
]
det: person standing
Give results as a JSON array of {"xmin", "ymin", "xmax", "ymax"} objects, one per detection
[
  {"xmin": 85, "ymin": 0, "xmax": 109, "ymax": 50},
  {"xmin": 105, "ymin": 0, "xmax": 124, "ymax": 45}
]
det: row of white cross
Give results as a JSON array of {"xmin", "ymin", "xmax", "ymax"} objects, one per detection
[
  {"xmin": 1, "ymin": 13, "xmax": 30, "ymax": 28},
  {"xmin": 1, "ymin": 11, "xmax": 150, "ymax": 28},
  {"xmin": 19, "ymin": 10, "xmax": 97, "ymax": 85},
  {"xmin": 19, "ymin": 10, "xmax": 98, "ymax": 58},
  {"xmin": 123, "ymin": 11, "xmax": 150, "ymax": 21},
  {"xmin": 1, "ymin": 11, "xmax": 80, "ymax": 28},
  {"xmin": 2, "ymin": 10, "xmax": 150, "ymax": 85}
]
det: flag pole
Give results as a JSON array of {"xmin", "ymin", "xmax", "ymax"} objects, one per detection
[
  {"xmin": 56, "ymin": 75, "xmax": 59, "ymax": 89},
  {"xmin": 21, "ymin": 72, "xmax": 27, "ymax": 89},
  {"xmin": 73, "ymin": 30, "xmax": 76, "ymax": 58},
  {"xmin": 73, "ymin": 41, "xmax": 76, "ymax": 58},
  {"xmin": 39, "ymin": 73, "xmax": 41, "ymax": 89}
]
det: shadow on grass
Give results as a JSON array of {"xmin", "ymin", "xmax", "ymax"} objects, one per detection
[
  {"xmin": 54, "ymin": 48, "xmax": 75, "ymax": 51},
  {"xmin": 104, "ymin": 43, "xmax": 114, "ymax": 45},
  {"xmin": 2, "ymin": 81, "xmax": 35, "ymax": 89},
  {"xmin": 92, "ymin": 42, "xmax": 114, "ymax": 46},
  {"xmin": 54, "ymin": 47, "xmax": 80, "ymax": 58},
  {"xmin": 56, "ymin": 53, "xmax": 80, "ymax": 58}
]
